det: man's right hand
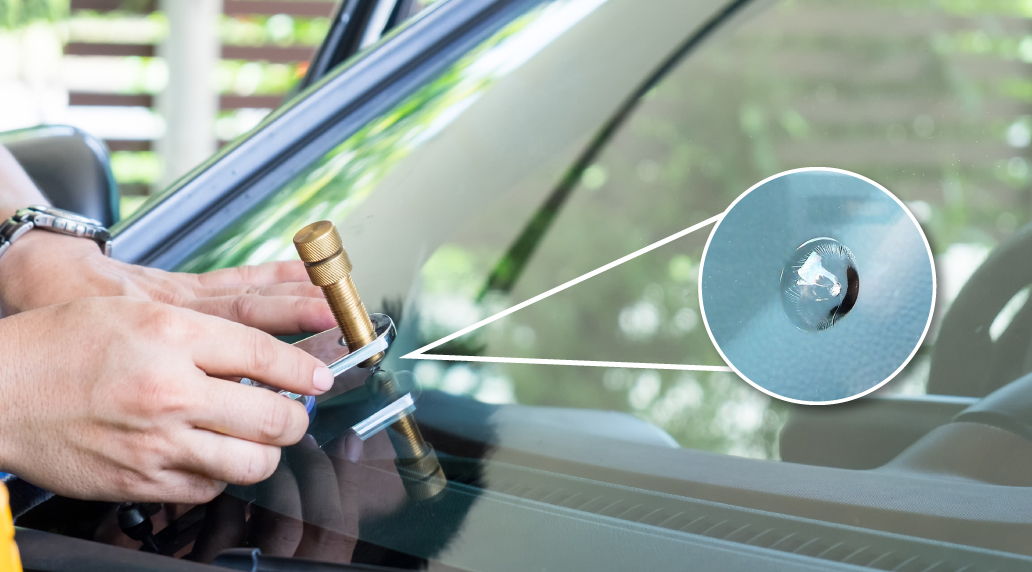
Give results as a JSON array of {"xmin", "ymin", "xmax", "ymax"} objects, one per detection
[{"xmin": 0, "ymin": 296, "xmax": 336, "ymax": 503}]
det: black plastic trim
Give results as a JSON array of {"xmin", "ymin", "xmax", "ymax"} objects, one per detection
[
  {"xmin": 0, "ymin": 125, "xmax": 120, "ymax": 226},
  {"xmin": 954, "ymin": 373, "xmax": 1032, "ymax": 442},
  {"xmin": 16, "ymin": 527, "xmax": 221, "ymax": 572},
  {"xmin": 297, "ymin": 0, "xmax": 378, "ymax": 92}
]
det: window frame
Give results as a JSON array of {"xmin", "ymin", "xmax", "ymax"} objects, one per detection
[{"xmin": 111, "ymin": 0, "xmax": 551, "ymax": 269}]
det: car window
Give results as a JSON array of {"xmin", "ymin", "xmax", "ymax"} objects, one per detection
[
  {"xmin": 182, "ymin": 0, "xmax": 754, "ymax": 453},
  {"xmin": 406, "ymin": 0, "xmax": 1032, "ymax": 453},
  {"xmin": 185, "ymin": 0, "xmax": 1030, "ymax": 455},
  {"xmin": 174, "ymin": 0, "xmax": 1032, "ymax": 567}
]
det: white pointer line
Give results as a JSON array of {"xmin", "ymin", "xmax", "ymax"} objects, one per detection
[
  {"xmin": 402, "ymin": 212, "xmax": 725, "ymax": 360},
  {"xmin": 411, "ymin": 354, "xmax": 731, "ymax": 371}
]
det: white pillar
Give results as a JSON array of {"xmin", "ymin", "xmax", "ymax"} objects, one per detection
[{"xmin": 157, "ymin": 0, "xmax": 222, "ymax": 188}]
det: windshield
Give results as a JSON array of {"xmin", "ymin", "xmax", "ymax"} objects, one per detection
[{"xmin": 166, "ymin": 0, "xmax": 1032, "ymax": 569}]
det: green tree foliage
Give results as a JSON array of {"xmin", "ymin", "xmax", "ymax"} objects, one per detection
[
  {"xmin": 0, "ymin": 0, "xmax": 66, "ymax": 29},
  {"xmin": 181, "ymin": 0, "xmax": 1032, "ymax": 461}
]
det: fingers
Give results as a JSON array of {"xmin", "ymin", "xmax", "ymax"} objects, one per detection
[
  {"xmin": 344, "ymin": 433, "xmax": 364, "ymax": 463},
  {"xmin": 185, "ymin": 435, "xmax": 360, "ymax": 563},
  {"xmin": 287, "ymin": 436, "xmax": 353, "ymax": 562},
  {"xmin": 186, "ymin": 294, "xmax": 335, "ymax": 335},
  {"xmin": 327, "ymin": 433, "xmax": 363, "ymax": 558},
  {"xmin": 123, "ymin": 471, "xmax": 227, "ymax": 505},
  {"xmin": 176, "ymin": 429, "xmax": 282, "ymax": 486},
  {"xmin": 345, "ymin": 432, "xmax": 408, "ymax": 517},
  {"xmin": 286, "ymin": 436, "xmax": 345, "ymax": 532},
  {"xmin": 199, "ymin": 281, "xmax": 324, "ymax": 300},
  {"xmin": 187, "ymin": 494, "xmax": 247, "ymax": 563},
  {"xmin": 189, "ymin": 380, "xmax": 310, "ymax": 447},
  {"xmin": 194, "ymin": 260, "xmax": 311, "ymax": 289},
  {"xmin": 186, "ymin": 313, "xmax": 334, "ymax": 395},
  {"xmin": 248, "ymin": 464, "xmax": 303, "ymax": 557}
]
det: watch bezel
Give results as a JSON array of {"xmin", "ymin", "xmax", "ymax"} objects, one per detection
[
  {"xmin": 5, "ymin": 205, "xmax": 113, "ymax": 257},
  {"xmin": 22, "ymin": 205, "xmax": 104, "ymax": 227}
]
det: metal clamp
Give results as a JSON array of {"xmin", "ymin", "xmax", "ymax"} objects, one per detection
[
  {"xmin": 351, "ymin": 392, "xmax": 415, "ymax": 441},
  {"xmin": 243, "ymin": 313, "xmax": 397, "ymax": 418},
  {"xmin": 325, "ymin": 313, "xmax": 396, "ymax": 376}
]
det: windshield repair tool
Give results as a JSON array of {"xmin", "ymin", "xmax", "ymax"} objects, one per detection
[
  {"xmin": 364, "ymin": 369, "xmax": 447, "ymax": 500},
  {"xmin": 294, "ymin": 220, "xmax": 447, "ymax": 501},
  {"xmin": 294, "ymin": 220, "xmax": 384, "ymax": 367},
  {"xmin": 240, "ymin": 313, "xmax": 396, "ymax": 422}
]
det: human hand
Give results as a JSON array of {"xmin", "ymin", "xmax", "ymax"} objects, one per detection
[
  {"xmin": 0, "ymin": 143, "xmax": 333, "ymax": 333},
  {"xmin": 0, "ymin": 231, "xmax": 336, "ymax": 335},
  {"xmin": 188, "ymin": 432, "xmax": 408, "ymax": 564},
  {"xmin": 0, "ymin": 296, "xmax": 337, "ymax": 503}
]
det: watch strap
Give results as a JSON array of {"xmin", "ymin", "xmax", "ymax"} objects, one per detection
[
  {"xmin": 21, "ymin": 209, "xmax": 112, "ymax": 252},
  {"xmin": 0, "ymin": 206, "xmax": 112, "ymax": 259},
  {"xmin": 0, "ymin": 219, "xmax": 35, "ymax": 260}
]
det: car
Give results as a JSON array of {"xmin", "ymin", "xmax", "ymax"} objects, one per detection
[{"xmin": 8, "ymin": 0, "xmax": 1032, "ymax": 569}]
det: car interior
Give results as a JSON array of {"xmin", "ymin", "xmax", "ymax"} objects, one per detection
[{"xmin": 8, "ymin": 0, "xmax": 1032, "ymax": 570}]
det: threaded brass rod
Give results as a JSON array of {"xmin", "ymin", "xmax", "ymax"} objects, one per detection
[
  {"xmin": 322, "ymin": 279, "xmax": 377, "ymax": 350},
  {"xmin": 295, "ymin": 221, "xmax": 445, "ymax": 500},
  {"xmin": 293, "ymin": 221, "xmax": 384, "ymax": 367},
  {"xmin": 369, "ymin": 370, "xmax": 428, "ymax": 457},
  {"xmin": 368, "ymin": 369, "xmax": 446, "ymax": 500},
  {"xmin": 391, "ymin": 416, "xmax": 427, "ymax": 457}
]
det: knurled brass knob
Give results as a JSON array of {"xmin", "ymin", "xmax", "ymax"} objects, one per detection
[{"xmin": 294, "ymin": 221, "xmax": 383, "ymax": 367}]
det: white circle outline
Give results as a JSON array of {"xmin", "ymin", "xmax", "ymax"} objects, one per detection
[{"xmin": 697, "ymin": 167, "xmax": 937, "ymax": 406}]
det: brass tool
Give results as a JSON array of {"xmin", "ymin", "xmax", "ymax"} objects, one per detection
[
  {"xmin": 294, "ymin": 221, "xmax": 446, "ymax": 501},
  {"xmin": 294, "ymin": 220, "xmax": 384, "ymax": 367},
  {"xmin": 368, "ymin": 369, "xmax": 447, "ymax": 500}
]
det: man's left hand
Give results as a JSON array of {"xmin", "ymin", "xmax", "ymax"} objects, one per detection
[{"xmin": 0, "ymin": 230, "xmax": 335, "ymax": 335}]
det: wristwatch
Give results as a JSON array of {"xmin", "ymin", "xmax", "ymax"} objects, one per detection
[{"xmin": 0, "ymin": 205, "xmax": 112, "ymax": 260}]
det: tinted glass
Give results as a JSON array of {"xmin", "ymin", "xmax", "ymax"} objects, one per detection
[{"xmin": 170, "ymin": 0, "xmax": 1032, "ymax": 568}]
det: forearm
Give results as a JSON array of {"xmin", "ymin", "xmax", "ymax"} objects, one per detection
[
  {"xmin": 0, "ymin": 144, "xmax": 85, "ymax": 315},
  {"xmin": 0, "ymin": 144, "xmax": 49, "ymax": 221}
]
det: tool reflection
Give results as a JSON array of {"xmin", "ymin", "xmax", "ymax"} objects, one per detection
[
  {"xmin": 116, "ymin": 222, "xmax": 446, "ymax": 554},
  {"xmin": 294, "ymin": 220, "xmax": 446, "ymax": 501}
]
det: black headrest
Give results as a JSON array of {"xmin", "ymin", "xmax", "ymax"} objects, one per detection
[{"xmin": 0, "ymin": 126, "xmax": 119, "ymax": 226}]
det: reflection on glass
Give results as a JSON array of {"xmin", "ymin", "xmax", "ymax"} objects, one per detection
[
  {"xmin": 179, "ymin": 0, "xmax": 605, "ymax": 273},
  {"xmin": 180, "ymin": 0, "xmax": 1032, "ymax": 459},
  {"xmin": 171, "ymin": 0, "xmax": 1032, "ymax": 567}
]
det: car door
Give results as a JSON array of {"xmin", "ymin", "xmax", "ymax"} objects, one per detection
[{"xmin": 92, "ymin": 0, "xmax": 1032, "ymax": 570}]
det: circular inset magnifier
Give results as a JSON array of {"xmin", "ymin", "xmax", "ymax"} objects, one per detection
[{"xmin": 698, "ymin": 168, "xmax": 934, "ymax": 404}]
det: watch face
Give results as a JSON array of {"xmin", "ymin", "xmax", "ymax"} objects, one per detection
[{"xmin": 32, "ymin": 206, "xmax": 103, "ymax": 227}]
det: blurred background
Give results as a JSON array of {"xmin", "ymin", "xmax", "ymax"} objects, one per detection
[
  {"xmin": 5, "ymin": 0, "xmax": 1032, "ymax": 459},
  {"xmin": 0, "ymin": 0, "xmax": 338, "ymax": 217}
]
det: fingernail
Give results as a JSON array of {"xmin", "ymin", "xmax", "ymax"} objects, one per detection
[
  {"xmin": 345, "ymin": 433, "xmax": 363, "ymax": 463},
  {"xmin": 313, "ymin": 366, "xmax": 334, "ymax": 392}
]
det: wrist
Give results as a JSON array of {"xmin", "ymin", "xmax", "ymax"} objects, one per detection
[
  {"xmin": 0, "ymin": 192, "xmax": 44, "ymax": 226},
  {"xmin": 0, "ymin": 231, "xmax": 102, "ymax": 316}
]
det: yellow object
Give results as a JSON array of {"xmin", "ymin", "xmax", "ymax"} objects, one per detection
[{"xmin": 0, "ymin": 482, "xmax": 22, "ymax": 572}]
